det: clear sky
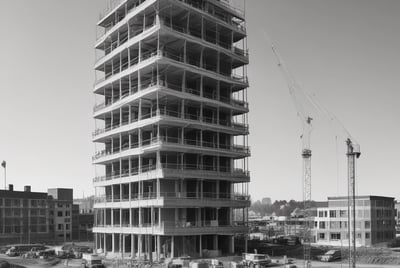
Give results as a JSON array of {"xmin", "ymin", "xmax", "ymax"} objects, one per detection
[{"xmin": 0, "ymin": 0, "xmax": 399, "ymax": 201}]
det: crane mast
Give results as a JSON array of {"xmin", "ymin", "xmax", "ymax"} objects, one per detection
[
  {"xmin": 271, "ymin": 44, "xmax": 314, "ymax": 268},
  {"xmin": 347, "ymin": 139, "xmax": 361, "ymax": 268},
  {"xmin": 270, "ymin": 41, "xmax": 361, "ymax": 268}
]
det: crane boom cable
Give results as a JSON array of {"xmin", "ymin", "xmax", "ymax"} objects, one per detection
[{"xmin": 271, "ymin": 36, "xmax": 358, "ymax": 148}]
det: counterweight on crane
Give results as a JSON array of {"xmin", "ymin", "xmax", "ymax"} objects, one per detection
[{"xmin": 270, "ymin": 41, "xmax": 361, "ymax": 268}]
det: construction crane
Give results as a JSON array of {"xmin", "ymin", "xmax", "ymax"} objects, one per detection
[{"xmin": 270, "ymin": 42, "xmax": 361, "ymax": 268}]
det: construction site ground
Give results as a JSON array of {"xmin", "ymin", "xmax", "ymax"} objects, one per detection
[
  {"xmin": 237, "ymin": 239, "xmax": 400, "ymax": 266},
  {"xmin": 3, "ymin": 241, "xmax": 400, "ymax": 268}
]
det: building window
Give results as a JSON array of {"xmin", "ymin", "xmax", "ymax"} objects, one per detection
[
  {"xmin": 376, "ymin": 209, "xmax": 382, "ymax": 217},
  {"xmin": 31, "ymin": 200, "xmax": 37, "ymax": 207},
  {"xmin": 13, "ymin": 199, "xmax": 20, "ymax": 207},
  {"xmin": 57, "ymin": 211, "xmax": 63, "ymax": 217},
  {"xmin": 66, "ymin": 224, "xmax": 70, "ymax": 230},
  {"xmin": 57, "ymin": 204, "xmax": 63, "ymax": 208},
  {"xmin": 364, "ymin": 209, "xmax": 370, "ymax": 218},
  {"xmin": 319, "ymin": 233, "xmax": 325, "ymax": 240},
  {"xmin": 330, "ymin": 233, "xmax": 341, "ymax": 240},
  {"xmin": 340, "ymin": 210, "xmax": 347, "ymax": 217},
  {"xmin": 319, "ymin": 222, "xmax": 326, "ymax": 229},
  {"xmin": 365, "ymin": 221, "xmax": 371, "ymax": 229},
  {"xmin": 329, "ymin": 210, "xmax": 337, "ymax": 218},
  {"xmin": 330, "ymin": 221, "xmax": 340, "ymax": 229},
  {"xmin": 58, "ymin": 224, "xmax": 63, "ymax": 230},
  {"xmin": 357, "ymin": 232, "xmax": 362, "ymax": 239},
  {"xmin": 365, "ymin": 232, "xmax": 370, "ymax": 239},
  {"xmin": 65, "ymin": 211, "xmax": 71, "ymax": 216}
]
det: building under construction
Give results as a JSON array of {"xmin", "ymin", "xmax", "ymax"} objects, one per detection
[{"xmin": 92, "ymin": 0, "xmax": 250, "ymax": 259}]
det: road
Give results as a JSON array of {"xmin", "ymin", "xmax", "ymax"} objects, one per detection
[{"xmin": 294, "ymin": 260, "xmax": 398, "ymax": 268}]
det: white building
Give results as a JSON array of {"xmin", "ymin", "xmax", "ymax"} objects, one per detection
[{"xmin": 313, "ymin": 196, "xmax": 395, "ymax": 247}]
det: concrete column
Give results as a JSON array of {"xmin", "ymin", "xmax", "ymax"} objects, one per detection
[
  {"xmin": 181, "ymin": 99, "xmax": 185, "ymax": 119},
  {"xmin": 111, "ymin": 209, "xmax": 114, "ymax": 227},
  {"xmin": 138, "ymin": 235, "xmax": 143, "ymax": 258},
  {"xmin": 216, "ymin": 180, "xmax": 219, "ymax": 199},
  {"xmin": 157, "ymin": 235, "xmax": 161, "ymax": 261},
  {"xmin": 199, "ymin": 235, "xmax": 202, "ymax": 257},
  {"xmin": 230, "ymin": 236, "xmax": 234, "ymax": 254},
  {"xmin": 138, "ymin": 41, "xmax": 142, "ymax": 64},
  {"xmin": 95, "ymin": 233, "xmax": 98, "ymax": 253},
  {"xmin": 157, "ymin": 178, "xmax": 160, "ymax": 198},
  {"xmin": 200, "ymin": 76, "xmax": 203, "ymax": 97},
  {"xmin": 129, "ymin": 182, "xmax": 132, "ymax": 202},
  {"xmin": 171, "ymin": 236, "xmax": 175, "ymax": 258},
  {"xmin": 104, "ymin": 234, "xmax": 107, "ymax": 254},
  {"xmin": 200, "ymin": 180, "xmax": 203, "ymax": 199},
  {"xmin": 213, "ymin": 235, "xmax": 218, "ymax": 250},
  {"xmin": 182, "ymin": 70, "xmax": 186, "ymax": 92},
  {"xmin": 139, "ymin": 208, "xmax": 142, "ymax": 227},
  {"xmin": 131, "ymin": 234, "xmax": 135, "ymax": 258},
  {"xmin": 122, "ymin": 234, "xmax": 125, "ymax": 255},
  {"xmin": 197, "ymin": 208, "xmax": 201, "ymax": 227},
  {"xmin": 112, "ymin": 233, "xmax": 115, "ymax": 253},
  {"xmin": 183, "ymin": 40, "xmax": 187, "ymax": 63},
  {"xmin": 159, "ymin": 208, "xmax": 161, "ymax": 227},
  {"xmin": 120, "ymin": 208, "xmax": 122, "ymax": 226}
]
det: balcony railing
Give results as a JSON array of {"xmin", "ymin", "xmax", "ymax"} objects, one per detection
[
  {"xmin": 94, "ymin": 221, "xmax": 247, "ymax": 231},
  {"xmin": 94, "ymin": 48, "xmax": 248, "ymax": 88},
  {"xmin": 96, "ymin": 23, "xmax": 157, "ymax": 64},
  {"xmin": 97, "ymin": 0, "xmax": 245, "ymax": 46},
  {"xmin": 93, "ymin": 163, "xmax": 249, "ymax": 183},
  {"xmin": 97, "ymin": 0, "xmax": 148, "ymax": 41},
  {"xmin": 95, "ymin": 191, "xmax": 249, "ymax": 204},
  {"xmin": 93, "ymin": 77, "xmax": 158, "ymax": 113},
  {"xmin": 160, "ymin": 19, "xmax": 248, "ymax": 59},
  {"xmin": 92, "ymin": 136, "xmax": 250, "ymax": 161},
  {"xmin": 177, "ymin": 0, "xmax": 245, "ymax": 31},
  {"xmin": 94, "ymin": 49, "xmax": 158, "ymax": 86},
  {"xmin": 93, "ymin": 78, "xmax": 248, "ymax": 114},
  {"xmin": 98, "ymin": 0, "xmax": 126, "ymax": 24},
  {"xmin": 92, "ymin": 107, "xmax": 248, "ymax": 138}
]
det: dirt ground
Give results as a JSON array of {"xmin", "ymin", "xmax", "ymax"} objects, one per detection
[{"xmin": 3, "ymin": 245, "xmax": 400, "ymax": 268}]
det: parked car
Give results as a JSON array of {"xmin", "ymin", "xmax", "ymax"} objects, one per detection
[
  {"xmin": 272, "ymin": 235, "xmax": 300, "ymax": 245},
  {"xmin": 320, "ymin": 250, "xmax": 341, "ymax": 262},
  {"xmin": 286, "ymin": 236, "xmax": 301, "ymax": 246},
  {"xmin": 242, "ymin": 253, "xmax": 271, "ymax": 267},
  {"xmin": 81, "ymin": 254, "xmax": 105, "ymax": 268}
]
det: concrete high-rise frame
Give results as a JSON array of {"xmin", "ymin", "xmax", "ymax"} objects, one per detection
[{"xmin": 92, "ymin": 0, "xmax": 250, "ymax": 259}]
